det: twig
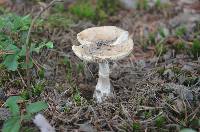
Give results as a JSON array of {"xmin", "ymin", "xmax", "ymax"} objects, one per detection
[
  {"xmin": 48, "ymin": 49, "xmax": 70, "ymax": 58},
  {"xmin": 140, "ymin": 111, "xmax": 163, "ymax": 124},
  {"xmin": 31, "ymin": 56, "xmax": 47, "ymax": 70},
  {"xmin": 17, "ymin": 69, "xmax": 27, "ymax": 87},
  {"xmin": 25, "ymin": 0, "xmax": 63, "ymax": 93},
  {"xmin": 155, "ymin": 38, "xmax": 166, "ymax": 67},
  {"xmin": 106, "ymin": 119, "xmax": 114, "ymax": 132},
  {"xmin": 31, "ymin": 57, "xmax": 41, "ymax": 71},
  {"xmin": 120, "ymin": 104, "xmax": 133, "ymax": 124},
  {"xmin": 188, "ymin": 105, "xmax": 200, "ymax": 119},
  {"xmin": 138, "ymin": 106, "xmax": 163, "ymax": 110}
]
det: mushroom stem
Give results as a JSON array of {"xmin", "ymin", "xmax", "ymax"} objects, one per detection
[{"xmin": 93, "ymin": 61, "xmax": 111, "ymax": 102}]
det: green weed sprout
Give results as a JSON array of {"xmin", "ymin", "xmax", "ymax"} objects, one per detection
[
  {"xmin": 69, "ymin": 1, "xmax": 95, "ymax": 20},
  {"xmin": 2, "ymin": 96, "xmax": 48, "ymax": 132},
  {"xmin": 137, "ymin": 0, "xmax": 149, "ymax": 10},
  {"xmin": 191, "ymin": 39, "xmax": 200, "ymax": 58},
  {"xmin": 0, "ymin": 14, "xmax": 53, "ymax": 71}
]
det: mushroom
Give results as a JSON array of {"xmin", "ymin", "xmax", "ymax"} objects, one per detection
[{"xmin": 72, "ymin": 26, "xmax": 133, "ymax": 102}]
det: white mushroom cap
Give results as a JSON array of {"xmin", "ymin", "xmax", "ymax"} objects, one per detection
[{"xmin": 72, "ymin": 26, "xmax": 134, "ymax": 63}]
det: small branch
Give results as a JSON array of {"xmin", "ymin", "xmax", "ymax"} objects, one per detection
[
  {"xmin": 25, "ymin": 0, "xmax": 63, "ymax": 91},
  {"xmin": 26, "ymin": 0, "xmax": 63, "ymax": 47},
  {"xmin": 17, "ymin": 69, "xmax": 27, "ymax": 87}
]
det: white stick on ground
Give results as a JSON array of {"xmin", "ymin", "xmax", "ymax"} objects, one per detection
[{"xmin": 33, "ymin": 114, "xmax": 55, "ymax": 132}]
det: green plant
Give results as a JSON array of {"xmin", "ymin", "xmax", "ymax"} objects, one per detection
[
  {"xmin": 47, "ymin": 13, "xmax": 73, "ymax": 28},
  {"xmin": 69, "ymin": 1, "xmax": 96, "ymax": 20},
  {"xmin": 96, "ymin": 0, "xmax": 119, "ymax": 15},
  {"xmin": 142, "ymin": 42, "xmax": 148, "ymax": 51},
  {"xmin": 155, "ymin": 43, "xmax": 167, "ymax": 56},
  {"xmin": 20, "ymin": 81, "xmax": 45, "ymax": 99},
  {"xmin": 183, "ymin": 76, "xmax": 198, "ymax": 87},
  {"xmin": 69, "ymin": 0, "xmax": 119, "ymax": 22},
  {"xmin": 173, "ymin": 41, "xmax": 185, "ymax": 53},
  {"xmin": 155, "ymin": 0, "xmax": 170, "ymax": 10},
  {"xmin": 155, "ymin": 0, "xmax": 161, "ymax": 8},
  {"xmin": 95, "ymin": 8, "xmax": 108, "ymax": 22},
  {"xmin": 95, "ymin": 0, "xmax": 119, "ymax": 22},
  {"xmin": 2, "ymin": 96, "xmax": 48, "ymax": 132},
  {"xmin": 191, "ymin": 39, "xmax": 200, "ymax": 58},
  {"xmin": 180, "ymin": 128, "xmax": 197, "ymax": 132},
  {"xmin": 137, "ymin": 0, "xmax": 149, "ymax": 10},
  {"xmin": 76, "ymin": 62, "xmax": 84, "ymax": 75},
  {"xmin": 189, "ymin": 119, "xmax": 200, "ymax": 129},
  {"xmin": 52, "ymin": 3, "xmax": 65, "ymax": 13},
  {"xmin": 148, "ymin": 32, "xmax": 156, "ymax": 44},
  {"xmin": 158, "ymin": 27, "xmax": 167, "ymax": 38},
  {"xmin": 144, "ymin": 110, "xmax": 152, "ymax": 119},
  {"xmin": 157, "ymin": 67, "xmax": 165, "ymax": 76},
  {"xmin": 20, "ymin": 90, "xmax": 30, "ymax": 100},
  {"xmin": 155, "ymin": 116, "xmax": 166, "ymax": 128},
  {"xmin": 32, "ymin": 81, "xmax": 45, "ymax": 96},
  {"xmin": 0, "ymin": 13, "xmax": 53, "ymax": 71},
  {"xmin": 132, "ymin": 122, "xmax": 141, "ymax": 131},
  {"xmin": 175, "ymin": 26, "xmax": 187, "ymax": 37},
  {"xmin": 73, "ymin": 91, "xmax": 81, "ymax": 105},
  {"xmin": 38, "ymin": 68, "xmax": 45, "ymax": 79},
  {"xmin": 62, "ymin": 57, "xmax": 73, "ymax": 82},
  {"xmin": 171, "ymin": 66, "xmax": 181, "ymax": 75}
]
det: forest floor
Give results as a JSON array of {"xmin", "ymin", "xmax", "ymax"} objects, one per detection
[{"xmin": 0, "ymin": 0, "xmax": 200, "ymax": 131}]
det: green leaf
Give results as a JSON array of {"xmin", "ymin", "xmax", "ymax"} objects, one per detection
[
  {"xmin": 5, "ymin": 96, "xmax": 24, "ymax": 116},
  {"xmin": 33, "ymin": 41, "xmax": 54, "ymax": 53},
  {"xmin": 180, "ymin": 128, "xmax": 197, "ymax": 132},
  {"xmin": 155, "ymin": 116, "xmax": 166, "ymax": 127},
  {"xmin": 19, "ymin": 43, "xmax": 37, "ymax": 56},
  {"xmin": 132, "ymin": 122, "xmax": 141, "ymax": 131},
  {"xmin": 69, "ymin": 1, "xmax": 96, "ymax": 20},
  {"xmin": 175, "ymin": 26, "xmax": 186, "ymax": 37},
  {"xmin": 2, "ymin": 117, "xmax": 21, "ymax": 132},
  {"xmin": 158, "ymin": 28, "xmax": 166, "ymax": 38},
  {"xmin": 45, "ymin": 41, "xmax": 54, "ymax": 48},
  {"xmin": 18, "ymin": 45, "xmax": 26, "ymax": 56},
  {"xmin": 22, "ymin": 113, "xmax": 32, "ymax": 121},
  {"xmin": 5, "ymin": 44, "xmax": 19, "ymax": 52},
  {"xmin": 3, "ymin": 54, "xmax": 18, "ymax": 71},
  {"xmin": 26, "ymin": 101, "xmax": 48, "ymax": 114},
  {"xmin": 76, "ymin": 62, "xmax": 84, "ymax": 74},
  {"xmin": 38, "ymin": 69, "xmax": 45, "ymax": 79},
  {"xmin": 22, "ymin": 14, "xmax": 30, "ymax": 21},
  {"xmin": 155, "ymin": 0, "xmax": 161, "ymax": 8}
]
